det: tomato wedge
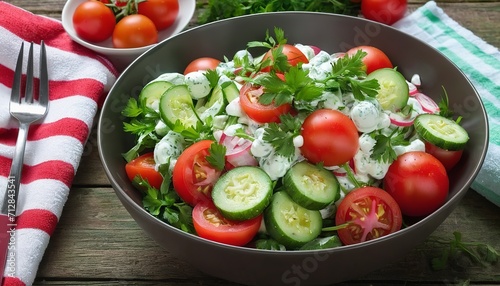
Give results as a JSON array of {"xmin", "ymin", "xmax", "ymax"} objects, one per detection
[
  {"xmin": 125, "ymin": 152, "xmax": 163, "ymax": 190},
  {"xmin": 192, "ymin": 201, "xmax": 262, "ymax": 246},
  {"xmin": 239, "ymin": 83, "xmax": 292, "ymax": 123},
  {"xmin": 335, "ymin": 187, "xmax": 402, "ymax": 245},
  {"xmin": 172, "ymin": 140, "xmax": 222, "ymax": 206}
]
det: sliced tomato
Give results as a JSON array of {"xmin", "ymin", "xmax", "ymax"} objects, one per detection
[
  {"xmin": 125, "ymin": 153, "xmax": 163, "ymax": 190},
  {"xmin": 261, "ymin": 44, "xmax": 309, "ymax": 72},
  {"xmin": 239, "ymin": 83, "xmax": 292, "ymax": 123},
  {"xmin": 172, "ymin": 140, "xmax": 222, "ymax": 206},
  {"xmin": 300, "ymin": 109, "xmax": 359, "ymax": 167},
  {"xmin": 192, "ymin": 201, "xmax": 262, "ymax": 246},
  {"xmin": 424, "ymin": 141, "xmax": 463, "ymax": 171},
  {"xmin": 384, "ymin": 151, "xmax": 449, "ymax": 217},
  {"xmin": 335, "ymin": 187, "xmax": 402, "ymax": 245}
]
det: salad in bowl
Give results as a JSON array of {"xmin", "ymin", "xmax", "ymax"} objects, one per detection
[{"xmin": 120, "ymin": 28, "xmax": 469, "ymax": 250}]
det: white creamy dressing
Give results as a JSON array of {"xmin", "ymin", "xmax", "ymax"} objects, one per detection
[
  {"xmin": 185, "ymin": 70, "xmax": 211, "ymax": 99},
  {"xmin": 153, "ymin": 131, "xmax": 185, "ymax": 172},
  {"xmin": 145, "ymin": 43, "xmax": 426, "ymax": 195},
  {"xmin": 350, "ymin": 100, "xmax": 390, "ymax": 133}
]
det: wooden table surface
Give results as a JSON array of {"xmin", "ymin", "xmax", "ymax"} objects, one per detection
[{"xmin": 5, "ymin": 0, "xmax": 500, "ymax": 285}]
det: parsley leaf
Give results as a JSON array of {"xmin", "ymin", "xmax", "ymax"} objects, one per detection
[
  {"xmin": 206, "ymin": 142, "xmax": 227, "ymax": 171},
  {"xmin": 438, "ymin": 86, "xmax": 454, "ymax": 119},
  {"xmin": 253, "ymin": 66, "xmax": 324, "ymax": 109},
  {"xmin": 204, "ymin": 69, "xmax": 221, "ymax": 89},
  {"xmin": 262, "ymin": 113, "xmax": 302, "ymax": 160},
  {"xmin": 247, "ymin": 28, "xmax": 290, "ymax": 72},
  {"xmin": 122, "ymin": 98, "xmax": 161, "ymax": 162},
  {"xmin": 370, "ymin": 128, "xmax": 410, "ymax": 163},
  {"xmin": 198, "ymin": 0, "xmax": 361, "ymax": 25},
  {"xmin": 172, "ymin": 118, "xmax": 215, "ymax": 143},
  {"xmin": 136, "ymin": 174, "xmax": 195, "ymax": 234},
  {"xmin": 323, "ymin": 50, "xmax": 380, "ymax": 101},
  {"xmin": 430, "ymin": 231, "xmax": 500, "ymax": 271},
  {"xmin": 122, "ymin": 97, "xmax": 143, "ymax": 117},
  {"xmin": 247, "ymin": 27, "xmax": 287, "ymax": 49}
]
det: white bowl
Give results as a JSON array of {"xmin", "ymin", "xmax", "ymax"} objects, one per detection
[{"xmin": 61, "ymin": 0, "xmax": 195, "ymax": 71}]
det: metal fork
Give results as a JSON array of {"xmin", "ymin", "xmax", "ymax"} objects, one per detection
[{"xmin": 0, "ymin": 41, "xmax": 49, "ymax": 279}]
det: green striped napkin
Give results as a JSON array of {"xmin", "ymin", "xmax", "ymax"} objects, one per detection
[{"xmin": 393, "ymin": 1, "xmax": 500, "ymax": 207}]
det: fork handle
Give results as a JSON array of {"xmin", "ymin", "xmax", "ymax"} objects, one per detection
[{"xmin": 0, "ymin": 122, "xmax": 29, "ymax": 217}]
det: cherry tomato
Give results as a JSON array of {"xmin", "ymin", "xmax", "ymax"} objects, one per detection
[
  {"xmin": 346, "ymin": 46, "xmax": 393, "ymax": 74},
  {"xmin": 112, "ymin": 14, "xmax": 158, "ymax": 48},
  {"xmin": 184, "ymin": 57, "xmax": 221, "ymax": 74},
  {"xmin": 192, "ymin": 201, "xmax": 262, "ymax": 246},
  {"xmin": 424, "ymin": 141, "xmax": 464, "ymax": 171},
  {"xmin": 239, "ymin": 83, "xmax": 292, "ymax": 124},
  {"xmin": 384, "ymin": 151, "xmax": 449, "ymax": 217},
  {"xmin": 138, "ymin": 0, "xmax": 179, "ymax": 31},
  {"xmin": 125, "ymin": 153, "xmax": 163, "ymax": 190},
  {"xmin": 261, "ymin": 44, "xmax": 309, "ymax": 72},
  {"xmin": 72, "ymin": 1, "xmax": 116, "ymax": 43},
  {"xmin": 335, "ymin": 187, "xmax": 402, "ymax": 245},
  {"xmin": 361, "ymin": 0, "xmax": 408, "ymax": 25},
  {"xmin": 300, "ymin": 109, "xmax": 359, "ymax": 167},
  {"xmin": 172, "ymin": 140, "xmax": 222, "ymax": 206}
]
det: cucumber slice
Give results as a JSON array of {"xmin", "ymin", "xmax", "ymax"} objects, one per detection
[
  {"xmin": 264, "ymin": 191, "xmax": 323, "ymax": 249},
  {"xmin": 283, "ymin": 161, "xmax": 339, "ymax": 210},
  {"xmin": 159, "ymin": 85, "xmax": 199, "ymax": 129},
  {"xmin": 221, "ymin": 81, "xmax": 240, "ymax": 103},
  {"xmin": 299, "ymin": 235, "xmax": 342, "ymax": 250},
  {"xmin": 139, "ymin": 81, "xmax": 173, "ymax": 110},
  {"xmin": 414, "ymin": 114, "xmax": 469, "ymax": 150},
  {"xmin": 212, "ymin": 166, "xmax": 273, "ymax": 221},
  {"xmin": 197, "ymin": 84, "xmax": 226, "ymax": 120},
  {"xmin": 366, "ymin": 68, "xmax": 409, "ymax": 111}
]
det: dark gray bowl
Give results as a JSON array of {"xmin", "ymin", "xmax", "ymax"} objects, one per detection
[{"xmin": 98, "ymin": 12, "xmax": 488, "ymax": 285}]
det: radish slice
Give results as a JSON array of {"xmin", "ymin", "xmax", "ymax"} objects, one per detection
[
  {"xmin": 309, "ymin": 45, "xmax": 321, "ymax": 55},
  {"xmin": 415, "ymin": 92, "xmax": 440, "ymax": 114},
  {"xmin": 411, "ymin": 74, "xmax": 421, "ymax": 87},
  {"xmin": 332, "ymin": 52, "xmax": 346, "ymax": 59},
  {"xmin": 390, "ymin": 112, "xmax": 416, "ymax": 127},
  {"xmin": 333, "ymin": 170, "xmax": 346, "ymax": 177},
  {"xmin": 219, "ymin": 132, "xmax": 258, "ymax": 167},
  {"xmin": 226, "ymin": 150, "xmax": 258, "ymax": 167},
  {"xmin": 407, "ymin": 81, "xmax": 418, "ymax": 96}
]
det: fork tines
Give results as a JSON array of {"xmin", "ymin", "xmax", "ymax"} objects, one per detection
[{"xmin": 11, "ymin": 41, "xmax": 48, "ymax": 105}]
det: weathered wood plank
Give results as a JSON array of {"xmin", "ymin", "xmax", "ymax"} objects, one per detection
[{"xmin": 35, "ymin": 186, "xmax": 500, "ymax": 284}]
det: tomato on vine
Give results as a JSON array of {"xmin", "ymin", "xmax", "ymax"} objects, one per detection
[
  {"xmin": 138, "ymin": 0, "xmax": 179, "ymax": 30},
  {"xmin": 112, "ymin": 14, "xmax": 158, "ymax": 48},
  {"xmin": 73, "ymin": 1, "xmax": 116, "ymax": 42},
  {"xmin": 361, "ymin": 0, "xmax": 408, "ymax": 25}
]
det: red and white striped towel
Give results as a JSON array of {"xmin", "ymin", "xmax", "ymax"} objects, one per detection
[{"xmin": 0, "ymin": 2, "xmax": 118, "ymax": 285}]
